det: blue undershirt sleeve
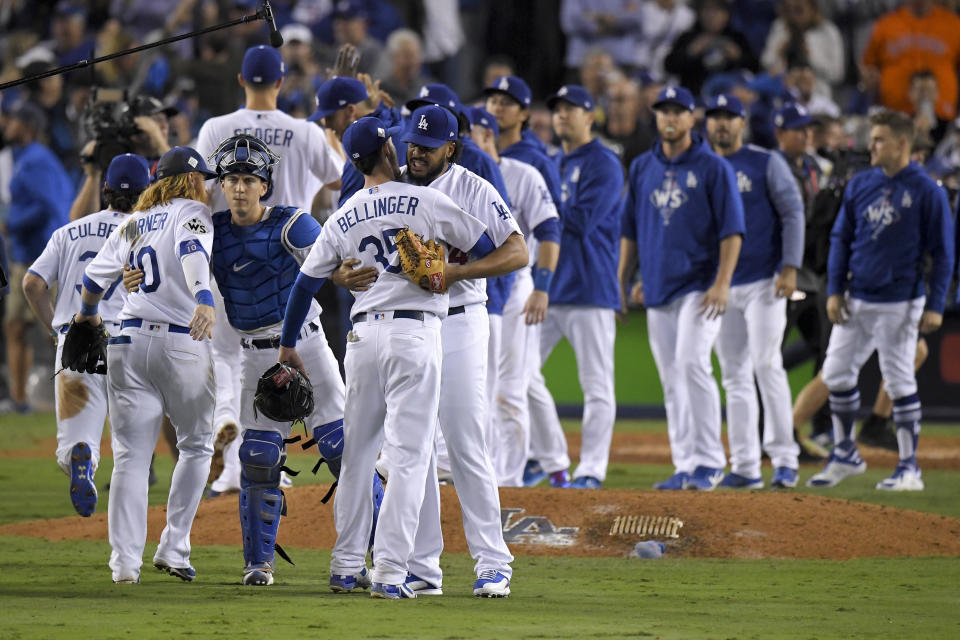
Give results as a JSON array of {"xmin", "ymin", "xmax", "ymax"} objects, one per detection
[
  {"xmin": 532, "ymin": 217, "xmax": 561, "ymax": 244},
  {"xmin": 280, "ymin": 272, "xmax": 327, "ymax": 347},
  {"xmin": 468, "ymin": 232, "xmax": 496, "ymax": 259}
]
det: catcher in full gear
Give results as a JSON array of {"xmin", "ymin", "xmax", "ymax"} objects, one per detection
[{"xmin": 124, "ymin": 133, "xmax": 383, "ymax": 587}]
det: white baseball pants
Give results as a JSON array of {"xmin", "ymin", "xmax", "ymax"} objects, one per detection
[
  {"xmin": 715, "ymin": 277, "xmax": 799, "ymax": 476},
  {"xmin": 209, "ymin": 285, "xmax": 242, "ymax": 492},
  {"xmin": 528, "ymin": 306, "xmax": 616, "ymax": 481},
  {"xmin": 647, "ymin": 291, "xmax": 725, "ymax": 473},
  {"xmin": 105, "ymin": 322, "xmax": 215, "ymax": 581},
  {"xmin": 330, "ymin": 312, "xmax": 442, "ymax": 586}
]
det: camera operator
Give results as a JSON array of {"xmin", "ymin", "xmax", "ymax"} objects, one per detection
[{"xmin": 69, "ymin": 95, "xmax": 174, "ymax": 221}]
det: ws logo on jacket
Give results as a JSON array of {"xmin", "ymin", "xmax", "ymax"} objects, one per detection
[
  {"xmin": 650, "ymin": 170, "xmax": 698, "ymax": 225},
  {"xmin": 864, "ymin": 188, "xmax": 904, "ymax": 240}
]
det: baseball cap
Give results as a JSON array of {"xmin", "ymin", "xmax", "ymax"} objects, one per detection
[
  {"xmin": 241, "ymin": 45, "xmax": 285, "ymax": 85},
  {"xmin": 342, "ymin": 116, "xmax": 401, "ymax": 161},
  {"xmin": 466, "ymin": 106, "xmax": 499, "ymax": 137},
  {"xmin": 546, "ymin": 85, "xmax": 594, "ymax": 111},
  {"xmin": 307, "ymin": 77, "xmax": 368, "ymax": 122},
  {"xmin": 333, "ymin": 0, "xmax": 368, "ymax": 19},
  {"xmin": 281, "ymin": 23, "xmax": 313, "ymax": 45},
  {"xmin": 105, "ymin": 153, "xmax": 151, "ymax": 191},
  {"xmin": 155, "ymin": 146, "xmax": 218, "ymax": 181},
  {"xmin": 406, "ymin": 83, "xmax": 461, "ymax": 115},
  {"xmin": 400, "ymin": 105, "xmax": 459, "ymax": 149},
  {"xmin": 483, "ymin": 76, "xmax": 532, "ymax": 108},
  {"xmin": 653, "ymin": 86, "xmax": 696, "ymax": 111},
  {"xmin": 774, "ymin": 102, "xmax": 813, "ymax": 130},
  {"xmin": 705, "ymin": 94, "xmax": 746, "ymax": 118},
  {"xmin": 54, "ymin": 0, "xmax": 87, "ymax": 17}
]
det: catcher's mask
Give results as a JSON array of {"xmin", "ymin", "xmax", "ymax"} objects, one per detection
[{"xmin": 210, "ymin": 134, "xmax": 280, "ymax": 200}]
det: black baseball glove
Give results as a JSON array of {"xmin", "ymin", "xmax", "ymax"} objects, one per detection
[
  {"xmin": 254, "ymin": 362, "xmax": 314, "ymax": 423},
  {"xmin": 60, "ymin": 318, "xmax": 108, "ymax": 375}
]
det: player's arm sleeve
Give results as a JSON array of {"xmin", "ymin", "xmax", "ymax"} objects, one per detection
[
  {"xmin": 533, "ymin": 217, "xmax": 560, "ymax": 244},
  {"xmin": 560, "ymin": 155, "xmax": 625, "ymax": 235},
  {"xmin": 280, "ymin": 232, "xmax": 339, "ymax": 347},
  {"xmin": 175, "ymin": 203, "xmax": 215, "ymax": 305},
  {"xmin": 711, "ymin": 161, "xmax": 746, "ymax": 239},
  {"xmin": 82, "ymin": 224, "xmax": 127, "ymax": 293},
  {"xmin": 282, "ymin": 209, "xmax": 323, "ymax": 265},
  {"xmin": 523, "ymin": 169, "xmax": 560, "ymax": 234},
  {"xmin": 766, "ymin": 152, "xmax": 805, "ymax": 268},
  {"xmin": 826, "ymin": 188, "xmax": 856, "ymax": 297},
  {"xmin": 922, "ymin": 187, "xmax": 955, "ymax": 314},
  {"xmin": 27, "ymin": 232, "xmax": 62, "ymax": 287}
]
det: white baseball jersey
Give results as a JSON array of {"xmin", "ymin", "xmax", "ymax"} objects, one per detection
[
  {"xmin": 499, "ymin": 157, "xmax": 558, "ymax": 267},
  {"xmin": 85, "ymin": 198, "xmax": 214, "ymax": 327},
  {"xmin": 29, "ymin": 209, "xmax": 130, "ymax": 327},
  {"xmin": 300, "ymin": 181, "xmax": 488, "ymax": 317},
  {"xmin": 196, "ymin": 108, "xmax": 343, "ymax": 212},
  {"xmin": 419, "ymin": 163, "xmax": 522, "ymax": 306}
]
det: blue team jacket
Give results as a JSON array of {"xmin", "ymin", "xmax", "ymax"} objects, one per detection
[
  {"xmin": 827, "ymin": 162, "xmax": 954, "ymax": 313},
  {"xmin": 550, "ymin": 138, "xmax": 623, "ymax": 309},
  {"xmin": 621, "ymin": 135, "xmax": 745, "ymax": 308},
  {"xmin": 7, "ymin": 142, "xmax": 72, "ymax": 264}
]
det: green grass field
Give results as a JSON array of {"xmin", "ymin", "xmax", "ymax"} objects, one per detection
[{"xmin": 1, "ymin": 413, "xmax": 959, "ymax": 639}]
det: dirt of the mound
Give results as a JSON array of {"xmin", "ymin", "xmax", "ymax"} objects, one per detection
[
  {"xmin": 9, "ymin": 432, "xmax": 960, "ymax": 471},
  {"xmin": 4, "ymin": 485, "xmax": 960, "ymax": 560}
]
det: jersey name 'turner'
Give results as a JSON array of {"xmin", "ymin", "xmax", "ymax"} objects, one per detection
[{"xmin": 335, "ymin": 195, "xmax": 420, "ymax": 233}]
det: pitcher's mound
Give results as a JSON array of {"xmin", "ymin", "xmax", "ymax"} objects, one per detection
[{"xmin": 3, "ymin": 486, "xmax": 959, "ymax": 560}]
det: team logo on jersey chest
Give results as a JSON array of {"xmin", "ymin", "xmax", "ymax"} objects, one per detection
[
  {"xmin": 736, "ymin": 171, "xmax": 752, "ymax": 193},
  {"xmin": 864, "ymin": 188, "xmax": 900, "ymax": 240},
  {"xmin": 650, "ymin": 171, "xmax": 688, "ymax": 225}
]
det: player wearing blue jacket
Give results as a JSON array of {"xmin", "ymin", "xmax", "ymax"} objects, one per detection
[
  {"xmin": 705, "ymin": 95, "xmax": 804, "ymax": 490},
  {"xmin": 483, "ymin": 76, "xmax": 563, "ymax": 207},
  {"xmin": 808, "ymin": 109, "xmax": 955, "ymax": 491},
  {"xmin": 525, "ymin": 85, "xmax": 624, "ymax": 489},
  {"xmin": 619, "ymin": 86, "xmax": 745, "ymax": 491}
]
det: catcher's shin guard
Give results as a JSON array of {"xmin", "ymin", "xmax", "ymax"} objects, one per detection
[
  {"xmin": 313, "ymin": 420, "xmax": 344, "ymax": 479},
  {"xmin": 239, "ymin": 430, "xmax": 285, "ymax": 571}
]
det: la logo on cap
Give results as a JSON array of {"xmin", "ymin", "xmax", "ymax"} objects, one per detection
[
  {"xmin": 419, "ymin": 86, "xmax": 430, "ymax": 97},
  {"xmin": 418, "ymin": 114, "xmax": 429, "ymax": 130},
  {"xmin": 718, "ymin": 95, "xmax": 727, "ymax": 106},
  {"xmin": 775, "ymin": 114, "xmax": 784, "ymax": 127},
  {"xmin": 666, "ymin": 87, "xmax": 676, "ymax": 98},
  {"xmin": 498, "ymin": 77, "xmax": 509, "ymax": 90},
  {"xmin": 558, "ymin": 86, "xmax": 568, "ymax": 96}
]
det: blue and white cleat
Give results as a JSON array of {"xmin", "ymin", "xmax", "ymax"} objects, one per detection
[
  {"xmin": 875, "ymin": 464, "xmax": 924, "ymax": 491},
  {"xmin": 686, "ymin": 466, "xmax": 724, "ymax": 491},
  {"xmin": 718, "ymin": 472, "xmax": 763, "ymax": 490},
  {"xmin": 70, "ymin": 442, "xmax": 97, "ymax": 517},
  {"xmin": 154, "ymin": 560, "xmax": 197, "ymax": 582},
  {"xmin": 549, "ymin": 469, "xmax": 571, "ymax": 488},
  {"xmin": 771, "ymin": 467, "xmax": 798, "ymax": 489},
  {"xmin": 653, "ymin": 471, "xmax": 690, "ymax": 490},
  {"xmin": 523, "ymin": 460, "xmax": 547, "ymax": 487},
  {"xmin": 806, "ymin": 450, "xmax": 866, "ymax": 488},
  {"xmin": 571, "ymin": 475, "xmax": 602, "ymax": 489},
  {"xmin": 330, "ymin": 567, "xmax": 371, "ymax": 592},
  {"xmin": 473, "ymin": 570, "xmax": 510, "ymax": 598},
  {"xmin": 405, "ymin": 573, "xmax": 443, "ymax": 595},
  {"xmin": 370, "ymin": 582, "xmax": 417, "ymax": 599}
]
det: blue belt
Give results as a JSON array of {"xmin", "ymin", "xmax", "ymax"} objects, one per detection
[
  {"xmin": 240, "ymin": 321, "xmax": 321, "ymax": 350},
  {"xmin": 448, "ymin": 305, "xmax": 465, "ymax": 316},
  {"xmin": 120, "ymin": 318, "xmax": 191, "ymax": 334},
  {"xmin": 352, "ymin": 310, "xmax": 424, "ymax": 324}
]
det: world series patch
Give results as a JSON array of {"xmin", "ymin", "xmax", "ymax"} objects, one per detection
[{"xmin": 183, "ymin": 217, "xmax": 209, "ymax": 234}]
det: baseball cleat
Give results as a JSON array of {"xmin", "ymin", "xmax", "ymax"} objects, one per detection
[
  {"xmin": 243, "ymin": 568, "xmax": 275, "ymax": 586},
  {"xmin": 154, "ymin": 560, "xmax": 196, "ymax": 582},
  {"xmin": 876, "ymin": 465, "xmax": 924, "ymax": 491},
  {"xmin": 404, "ymin": 573, "xmax": 443, "ymax": 595},
  {"xmin": 329, "ymin": 567, "xmax": 371, "ymax": 592},
  {"xmin": 473, "ymin": 570, "xmax": 510, "ymax": 598},
  {"xmin": 571, "ymin": 475, "xmax": 602, "ymax": 489},
  {"xmin": 279, "ymin": 470, "xmax": 294, "ymax": 488},
  {"xmin": 69, "ymin": 442, "xmax": 98, "ymax": 517},
  {"xmin": 805, "ymin": 450, "xmax": 866, "ymax": 488},
  {"xmin": 370, "ymin": 582, "xmax": 417, "ymax": 599},
  {"xmin": 522, "ymin": 460, "xmax": 547, "ymax": 487},
  {"xmin": 113, "ymin": 576, "xmax": 140, "ymax": 584},
  {"xmin": 549, "ymin": 469, "xmax": 572, "ymax": 488},
  {"xmin": 686, "ymin": 466, "xmax": 724, "ymax": 491},
  {"xmin": 771, "ymin": 467, "xmax": 798, "ymax": 489},
  {"xmin": 207, "ymin": 422, "xmax": 238, "ymax": 484},
  {"xmin": 719, "ymin": 472, "xmax": 763, "ymax": 490},
  {"xmin": 653, "ymin": 471, "xmax": 690, "ymax": 490}
]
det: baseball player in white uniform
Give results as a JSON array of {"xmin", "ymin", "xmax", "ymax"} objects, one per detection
[
  {"xmin": 23, "ymin": 154, "xmax": 150, "ymax": 516},
  {"xmin": 705, "ymin": 95, "xmax": 803, "ymax": 489},
  {"xmin": 393, "ymin": 105, "xmax": 525, "ymax": 597},
  {"xmin": 195, "ymin": 45, "xmax": 344, "ymax": 495},
  {"xmin": 277, "ymin": 116, "xmax": 524, "ymax": 599},
  {"xmin": 465, "ymin": 106, "xmax": 561, "ymax": 487},
  {"xmin": 76, "ymin": 146, "xmax": 219, "ymax": 584},
  {"xmin": 808, "ymin": 109, "xmax": 954, "ymax": 490}
]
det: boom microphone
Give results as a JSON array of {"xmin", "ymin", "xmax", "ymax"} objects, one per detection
[{"xmin": 262, "ymin": 0, "xmax": 284, "ymax": 48}]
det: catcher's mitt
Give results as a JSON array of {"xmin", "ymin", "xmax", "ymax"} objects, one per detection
[
  {"xmin": 395, "ymin": 228, "xmax": 447, "ymax": 293},
  {"xmin": 60, "ymin": 318, "xmax": 108, "ymax": 375},
  {"xmin": 254, "ymin": 362, "xmax": 314, "ymax": 423}
]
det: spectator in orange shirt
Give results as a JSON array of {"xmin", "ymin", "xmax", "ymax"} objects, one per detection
[{"xmin": 861, "ymin": 0, "xmax": 960, "ymax": 121}]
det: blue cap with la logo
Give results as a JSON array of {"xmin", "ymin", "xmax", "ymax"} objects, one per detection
[
  {"xmin": 483, "ymin": 76, "xmax": 532, "ymax": 107},
  {"xmin": 546, "ymin": 85, "xmax": 594, "ymax": 111},
  {"xmin": 653, "ymin": 85, "xmax": 695, "ymax": 111},
  {"xmin": 705, "ymin": 93, "xmax": 746, "ymax": 118},
  {"xmin": 400, "ymin": 105, "xmax": 459, "ymax": 149}
]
